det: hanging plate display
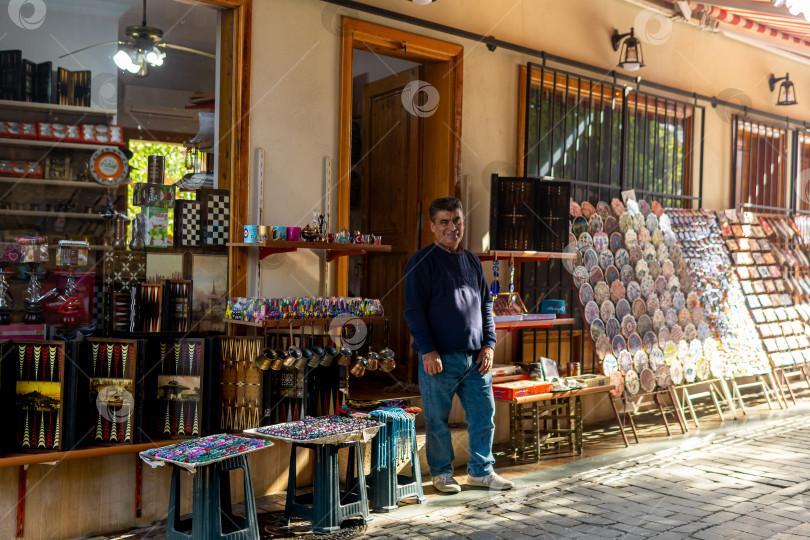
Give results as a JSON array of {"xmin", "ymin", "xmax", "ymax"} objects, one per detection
[
  {"xmin": 606, "ymin": 317, "xmax": 621, "ymax": 340},
  {"xmin": 643, "ymin": 330, "xmax": 657, "ymax": 351},
  {"xmin": 89, "ymin": 147, "xmax": 129, "ymax": 185},
  {"xmin": 595, "ymin": 335, "xmax": 611, "ymax": 359},
  {"xmin": 602, "ymin": 353, "xmax": 619, "ymax": 376},
  {"xmin": 572, "ymin": 216, "xmax": 588, "ymax": 236},
  {"xmin": 626, "ymin": 280, "xmax": 642, "ymax": 303},
  {"xmin": 599, "ymin": 249, "xmax": 615, "ymax": 270},
  {"xmin": 624, "ymin": 369, "xmax": 640, "ymax": 395},
  {"xmin": 579, "ymin": 283, "xmax": 594, "ymax": 306},
  {"xmin": 594, "ymin": 281, "xmax": 610, "ymax": 304},
  {"xmin": 605, "ymin": 264, "xmax": 620, "ymax": 285},
  {"xmin": 618, "ymin": 350, "xmax": 633, "ymax": 373},
  {"xmin": 584, "ymin": 301, "xmax": 600, "ymax": 325},
  {"xmin": 594, "ymin": 231, "xmax": 610, "ymax": 253},
  {"xmin": 640, "ymin": 368, "xmax": 656, "ymax": 393},
  {"xmin": 573, "ymin": 266, "xmax": 588, "ymax": 288},
  {"xmin": 628, "ymin": 332, "xmax": 642, "ymax": 355},
  {"xmin": 590, "ymin": 319, "xmax": 606, "ymax": 340},
  {"xmin": 600, "ymin": 300, "xmax": 615, "ymax": 322},
  {"xmin": 632, "ymin": 298, "xmax": 647, "ymax": 319},
  {"xmin": 670, "ymin": 359, "xmax": 684, "ymax": 385},
  {"xmin": 615, "ymin": 298, "xmax": 632, "ymax": 322},
  {"xmin": 612, "ymin": 334, "xmax": 627, "ymax": 355},
  {"xmin": 589, "ymin": 265, "xmax": 605, "ymax": 286},
  {"xmin": 610, "ymin": 371, "xmax": 625, "ymax": 396},
  {"xmin": 655, "ymin": 364, "xmax": 671, "ymax": 388}
]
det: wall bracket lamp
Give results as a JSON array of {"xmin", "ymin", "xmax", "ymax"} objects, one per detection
[
  {"xmin": 611, "ymin": 28, "xmax": 644, "ymax": 71},
  {"xmin": 769, "ymin": 73, "xmax": 797, "ymax": 106}
]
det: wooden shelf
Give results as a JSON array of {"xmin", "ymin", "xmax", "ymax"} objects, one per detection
[
  {"xmin": 228, "ymin": 241, "xmax": 392, "ymax": 262},
  {"xmin": 0, "ymin": 439, "xmax": 179, "ymax": 469},
  {"xmin": 0, "ymin": 99, "xmax": 116, "ymax": 117},
  {"xmin": 0, "ymin": 177, "xmax": 112, "ymax": 189},
  {"xmin": 0, "ymin": 209, "xmax": 106, "ymax": 220},
  {"xmin": 0, "ymin": 138, "xmax": 117, "ymax": 151},
  {"xmin": 494, "ymin": 317, "xmax": 576, "ymax": 331},
  {"xmin": 226, "ymin": 317, "xmax": 388, "ymax": 328},
  {"xmin": 477, "ymin": 250, "xmax": 577, "ymax": 262}
]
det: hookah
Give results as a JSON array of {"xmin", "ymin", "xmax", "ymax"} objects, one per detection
[
  {"xmin": 0, "ymin": 245, "xmax": 20, "ymax": 324},
  {"xmin": 45, "ymin": 241, "xmax": 90, "ymax": 325},
  {"xmin": 17, "ymin": 237, "xmax": 54, "ymax": 324}
]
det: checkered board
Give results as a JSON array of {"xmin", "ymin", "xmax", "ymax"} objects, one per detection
[
  {"xmin": 175, "ymin": 200, "xmax": 201, "ymax": 247},
  {"xmin": 199, "ymin": 189, "xmax": 230, "ymax": 247}
]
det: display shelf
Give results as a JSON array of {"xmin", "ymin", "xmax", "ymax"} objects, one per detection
[
  {"xmin": 0, "ymin": 99, "xmax": 116, "ymax": 117},
  {"xmin": 0, "ymin": 138, "xmax": 114, "ymax": 151},
  {"xmin": 226, "ymin": 316, "xmax": 388, "ymax": 328},
  {"xmin": 0, "ymin": 440, "xmax": 180, "ymax": 469},
  {"xmin": 476, "ymin": 250, "xmax": 576, "ymax": 262},
  {"xmin": 0, "ymin": 177, "xmax": 112, "ymax": 189},
  {"xmin": 0, "ymin": 209, "xmax": 106, "ymax": 220},
  {"xmin": 494, "ymin": 317, "xmax": 575, "ymax": 331},
  {"xmin": 227, "ymin": 241, "xmax": 392, "ymax": 262}
]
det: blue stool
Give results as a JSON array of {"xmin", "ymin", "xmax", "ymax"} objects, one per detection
[
  {"xmin": 369, "ymin": 419, "xmax": 427, "ymax": 512},
  {"xmin": 166, "ymin": 454, "xmax": 260, "ymax": 540},
  {"xmin": 279, "ymin": 441, "xmax": 370, "ymax": 534}
]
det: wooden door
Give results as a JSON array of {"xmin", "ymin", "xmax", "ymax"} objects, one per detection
[{"xmin": 361, "ymin": 67, "xmax": 421, "ymax": 383}]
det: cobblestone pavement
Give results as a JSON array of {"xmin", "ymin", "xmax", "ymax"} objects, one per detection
[{"xmin": 365, "ymin": 413, "xmax": 810, "ymax": 540}]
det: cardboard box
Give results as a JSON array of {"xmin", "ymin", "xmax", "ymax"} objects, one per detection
[
  {"xmin": 492, "ymin": 380, "xmax": 553, "ymax": 400},
  {"xmin": 144, "ymin": 207, "xmax": 170, "ymax": 247}
]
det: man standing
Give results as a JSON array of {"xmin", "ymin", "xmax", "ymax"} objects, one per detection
[{"xmin": 404, "ymin": 196, "xmax": 514, "ymax": 493}]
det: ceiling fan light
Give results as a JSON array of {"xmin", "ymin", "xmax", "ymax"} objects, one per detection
[
  {"xmin": 145, "ymin": 48, "xmax": 164, "ymax": 66},
  {"xmin": 113, "ymin": 49, "xmax": 135, "ymax": 71}
]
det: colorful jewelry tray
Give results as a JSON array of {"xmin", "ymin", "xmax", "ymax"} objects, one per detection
[
  {"xmin": 245, "ymin": 416, "xmax": 383, "ymax": 445},
  {"xmin": 139, "ymin": 433, "xmax": 273, "ymax": 472}
]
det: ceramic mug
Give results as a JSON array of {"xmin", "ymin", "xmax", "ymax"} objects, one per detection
[
  {"xmin": 272, "ymin": 226, "xmax": 287, "ymax": 241},
  {"xmin": 243, "ymin": 225, "xmax": 258, "ymax": 243},
  {"xmin": 257, "ymin": 226, "xmax": 270, "ymax": 243},
  {"xmin": 287, "ymin": 227, "xmax": 302, "ymax": 242}
]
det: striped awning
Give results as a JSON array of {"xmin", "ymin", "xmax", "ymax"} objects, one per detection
[{"xmin": 695, "ymin": 1, "xmax": 810, "ymax": 49}]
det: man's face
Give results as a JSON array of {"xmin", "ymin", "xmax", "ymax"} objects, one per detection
[{"xmin": 430, "ymin": 209, "xmax": 464, "ymax": 250}]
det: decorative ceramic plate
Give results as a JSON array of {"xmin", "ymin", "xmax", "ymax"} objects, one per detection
[
  {"xmin": 655, "ymin": 276, "xmax": 668, "ymax": 296},
  {"xmin": 621, "ymin": 314, "xmax": 637, "ymax": 337},
  {"xmin": 665, "ymin": 309, "xmax": 678, "ymax": 328},
  {"xmin": 632, "ymin": 213, "xmax": 645, "ymax": 232},
  {"xmin": 669, "ymin": 325, "xmax": 683, "ymax": 344},
  {"xmin": 684, "ymin": 360, "xmax": 697, "ymax": 383},
  {"xmin": 612, "ymin": 334, "xmax": 627, "ymax": 355},
  {"xmin": 589, "ymin": 266, "xmax": 605, "ymax": 286},
  {"xmin": 673, "ymin": 291, "xmax": 686, "ymax": 311},
  {"xmin": 610, "ymin": 371, "xmax": 625, "ymax": 396},
  {"xmin": 665, "ymin": 230, "xmax": 677, "ymax": 247},
  {"xmin": 572, "ymin": 216, "xmax": 588, "ymax": 236},
  {"xmin": 648, "ymin": 260, "xmax": 661, "ymax": 281},
  {"xmin": 590, "ymin": 318, "xmax": 606, "ymax": 340},
  {"xmin": 638, "ymin": 199, "xmax": 651, "ymax": 217},
  {"xmin": 570, "ymin": 200, "xmax": 583, "ymax": 217},
  {"xmin": 628, "ymin": 332, "xmax": 642, "ymax": 355},
  {"xmin": 594, "ymin": 281, "xmax": 610, "ymax": 304},
  {"xmin": 658, "ymin": 326, "xmax": 670, "ymax": 347},
  {"xmin": 632, "ymin": 350, "xmax": 647, "ymax": 374},
  {"xmin": 624, "ymin": 369, "xmax": 640, "ymax": 395},
  {"xmin": 605, "ymin": 215, "xmax": 619, "ymax": 236},
  {"xmin": 597, "ymin": 201, "xmax": 611, "ymax": 219},
  {"xmin": 612, "ymin": 197, "xmax": 626, "ymax": 216},
  {"xmin": 643, "ymin": 330, "xmax": 657, "ymax": 351},
  {"xmin": 632, "ymin": 298, "xmax": 647, "ymax": 319},
  {"xmin": 697, "ymin": 322, "xmax": 710, "ymax": 341},
  {"xmin": 646, "ymin": 213, "xmax": 659, "ymax": 231},
  {"xmin": 691, "ymin": 307, "xmax": 705, "ymax": 325},
  {"xmin": 677, "ymin": 340, "xmax": 690, "ymax": 362},
  {"xmin": 615, "ymin": 299, "xmax": 632, "ymax": 322},
  {"xmin": 594, "ymin": 231, "xmax": 609, "ymax": 253},
  {"xmin": 595, "ymin": 335, "xmax": 611, "ymax": 359},
  {"xmin": 610, "ymin": 280, "xmax": 626, "ymax": 303},
  {"xmin": 686, "ymin": 291, "xmax": 700, "ymax": 309},
  {"xmin": 581, "ymin": 201, "xmax": 596, "ymax": 219},
  {"xmin": 667, "ymin": 275, "xmax": 681, "ymax": 293},
  {"xmin": 664, "ymin": 340, "xmax": 678, "ymax": 359},
  {"xmin": 619, "ymin": 212, "xmax": 632, "ymax": 233},
  {"xmin": 683, "ymin": 323, "xmax": 697, "ymax": 341},
  {"xmin": 638, "ymin": 227, "xmax": 652, "ymax": 246},
  {"xmin": 568, "ymin": 232, "xmax": 578, "ymax": 250},
  {"xmin": 660, "ymin": 291, "xmax": 673, "ymax": 311},
  {"xmin": 697, "ymin": 357, "xmax": 710, "ymax": 381},
  {"xmin": 584, "ymin": 301, "xmax": 600, "ymax": 325},
  {"xmin": 573, "ymin": 266, "xmax": 588, "ymax": 288},
  {"xmin": 689, "ymin": 339, "xmax": 703, "ymax": 359},
  {"xmin": 670, "ymin": 359, "xmax": 684, "ymax": 385},
  {"xmin": 600, "ymin": 300, "xmax": 616, "ymax": 322},
  {"xmin": 620, "ymin": 265, "xmax": 634, "ymax": 285},
  {"xmin": 651, "ymin": 200, "xmax": 664, "ymax": 217},
  {"xmin": 652, "ymin": 229, "xmax": 665, "ymax": 247},
  {"xmin": 89, "ymin": 147, "xmax": 129, "ymax": 185},
  {"xmin": 580, "ymin": 235, "xmax": 595, "ymax": 255},
  {"xmin": 588, "ymin": 214, "xmax": 603, "ymax": 235},
  {"xmin": 649, "ymin": 346, "xmax": 664, "ymax": 370},
  {"xmin": 609, "ymin": 232, "xmax": 623, "ymax": 252},
  {"xmin": 646, "ymin": 293, "xmax": 660, "ymax": 314},
  {"xmin": 635, "ymin": 260, "xmax": 649, "ymax": 281},
  {"xmin": 657, "ymin": 244, "xmax": 669, "ymax": 261},
  {"xmin": 605, "ymin": 265, "xmax": 620, "ymax": 285},
  {"xmin": 652, "ymin": 309, "xmax": 666, "ymax": 331},
  {"xmin": 599, "ymin": 249, "xmax": 615, "ymax": 270},
  {"xmin": 602, "ymin": 353, "xmax": 618, "ymax": 376},
  {"xmin": 629, "ymin": 245, "xmax": 643, "ymax": 266},
  {"xmin": 659, "ymin": 213, "xmax": 672, "ymax": 233},
  {"xmin": 678, "ymin": 308, "xmax": 691, "ymax": 327},
  {"xmin": 710, "ymin": 356, "xmax": 726, "ymax": 378},
  {"xmin": 579, "ymin": 283, "xmax": 594, "ymax": 306},
  {"xmin": 637, "ymin": 314, "xmax": 653, "ymax": 337},
  {"xmin": 606, "ymin": 317, "xmax": 621, "ymax": 340},
  {"xmin": 640, "ymin": 368, "xmax": 656, "ymax": 393},
  {"xmin": 625, "ymin": 229, "xmax": 638, "ymax": 248},
  {"xmin": 655, "ymin": 364, "xmax": 671, "ymax": 388},
  {"xmin": 626, "ymin": 280, "xmax": 642, "ymax": 303},
  {"xmin": 615, "ymin": 249, "xmax": 630, "ymax": 269},
  {"xmin": 641, "ymin": 275, "xmax": 655, "ymax": 299}
]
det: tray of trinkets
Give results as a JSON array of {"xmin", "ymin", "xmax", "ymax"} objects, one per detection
[
  {"xmin": 139, "ymin": 433, "xmax": 273, "ymax": 473},
  {"xmin": 245, "ymin": 416, "xmax": 384, "ymax": 445}
]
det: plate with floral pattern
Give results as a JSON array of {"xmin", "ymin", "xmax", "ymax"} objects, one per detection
[
  {"xmin": 665, "ymin": 308, "xmax": 678, "ymax": 328},
  {"xmin": 579, "ymin": 283, "xmax": 594, "ymax": 306},
  {"xmin": 687, "ymin": 291, "xmax": 700, "ymax": 309},
  {"xmin": 618, "ymin": 350, "xmax": 633, "ymax": 374},
  {"xmin": 572, "ymin": 216, "xmax": 588, "ymax": 236},
  {"xmin": 619, "ymin": 212, "xmax": 632, "ymax": 233},
  {"xmin": 596, "ymin": 201, "xmax": 611, "ymax": 219},
  {"xmin": 594, "ymin": 231, "xmax": 609, "ymax": 253},
  {"xmin": 621, "ymin": 314, "xmax": 637, "ymax": 337},
  {"xmin": 605, "ymin": 265, "xmax": 620, "ymax": 285},
  {"xmin": 629, "ymin": 246, "xmax": 644, "ymax": 267},
  {"xmin": 609, "ymin": 232, "xmax": 623, "ymax": 252},
  {"xmin": 624, "ymin": 369, "xmax": 640, "ymax": 395},
  {"xmin": 626, "ymin": 280, "xmax": 642, "ymax": 303},
  {"xmin": 651, "ymin": 200, "xmax": 664, "ymax": 217},
  {"xmin": 610, "ymin": 371, "xmax": 625, "ymax": 396},
  {"xmin": 648, "ymin": 260, "xmax": 661, "ymax": 281},
  {"xmin": 657, "ymin": 243, "xmax": 669, "ymax": 261},
  {"xmin": 590, "ymin": 318, "xmax": 606, "ymax": 340},
  {"xmin": 579, "ymin": 233, "xmax": 594, "ymax": 253},
  {"xmin": 640, "ymin": 275, "xmax": 655, "ymax": 299},
  {"xmin": 589, "ymin": 214, "xmax": 604, "ymax": 235},
  {"xmin": 600, "ymin": 300, "xmax": 616, "ymax": 322},
  {"xmin": 620, "ymin": 265, "xmax": 635, "ymax": 285},
  {"xmin": 697, "ymin": 322, "xmax": 710, "ymax": 341},
  {"xmin": 710, "ymin": 356, "xmax": 725, "ymax": 379},
  {"xmin": 637, "ymin": 314, "xmax": 653, "ymax": 336},
  {"xmin": 610, "ymin": 280, "xmax": 626, "ymax": 303},
  {"xmin": 584, "ymin": 301, "xmax": 600, "ymax": 325},
  {"xmin": 646, "ymin": 213, "xmax": 659, "ymax": 231},
  {"xmin": 638, "ymin": 227, "xmax": 652, "ymax": 246},
  {"xmin": 692, "ymin": 307, "xmax": 705, "ymax": 325},
  {"xmin": 646, "ymin": 293, "xmax": 660, "ymax": 314},
  {"xmin": 669, "ymin": 324, "xmax": 684, "ymax": 344},
  {"xmin": 670, "ymin": 359, "xmax": 684, "ymax": 385},
  {"xmin": 678, "ymin": 308, "xmax": 691, "ymax": 327},
  {"xmin": 689, "ymin": 339, "xmax": 703, "ymax": 360},
  {"xmin": 612, "ymin": 197, "xmax": 626, "ymax": 216},
  {"xmin": 649, "ymin": 345, "xmax": 664, "ymax": 370},
  {"xmin": 659, "ymin": 291, "xmax": 673, "ymax": 311},
  {"xmin": 667, "ymin": 275, "xmax": 681, "ymax": 293},
  {"xmin": 606, "ymin": 317, "xmax": 621, "ymax": 340},
  {"xmin": 657, "ymin": 326, "xmax": 670, "ymax": 347},
  {"xmin": 632, "ymin": 298, "xmax": 647, "ymax": 319},
  {"xmin": 614, "ymin": 248, "xmax": 630, "ymax": 269},
  {"xmin": 673, "ymin": 291, "xmax": 686, "ymax": 311},
  {"xmin": 652, "ymin": 309, "xmax": 666, "ymax": 331},
  {"xmin": 599, "ymin": 249, "xmax": 615, "ymax": 270},
  {"xmin": 573, "ymin": 266, "xmax": 588, "ymax": 288},
  {"xmin": 632, "ymin": 213, "xmax": 645, "ymax": 232},
  {"xmin": 602, "ymin": 353, "xmax": 618, "ymax": 376},
  {"xmin": 624, "ymin": 229, "xmax": 638, "ymax": 248},
  {"xmin": 612, "ymin": 334, "xmax": 627, "ymax": 355},
  {"xmin": 633, "ymin": 349, "xmax": 648, "ymax": 373},
  {"xmin": 581, "ymin": 201, "xmax": 596, "ymax": 219},
  {"xmin": 638, "ymin": 199, "xmax": 651, "ymax": 217},
  {"xmin": 684, "ymin": 359, "xmax": 697, "ymax": 383},
  {"xmin": 654, "ymin": 276, "xmax": 667, "ymax": 296},
  {"xmin": 570, "ymin": 200, "xmax": 582, "ymax": 217},
  {"xmin": 652, "ymin": 229, "xmax": 665, "ymax": 247},
  {"xmin": 643, "ymin": 330, "xmax": 657, "ymax": 351},
  {"xmin": 640, "ymin": 368, "xmax": 656, "ymax": 393},
  {"xmin": 582, "ymin": 248, "xmax": 598, "ymax": 270},
  {"xmin": 683, "ymin": 323, "xmax": 697, "ymax": 341},
  {"xmin": 605, "ymin": 215, "xmax": 619, "ymax": 236},
  {"xmin": 635, "ymin": 259, "xmax": 649, "ymax": 281},
  {"xmin": 594, "ymin": 281, "xmax": 610, "ymax": 304},
  {"xmin": 655, "ymin": 365, "xmax": 671, "ymax": 388},
  {"xmin": 595, "ymin": 335, "xmax": 611, "ymax": 359},
  {"xmin": 589, "ymin": 266, "xmax": 605, "ymax": 286},
  {"xmin": 627, "ymin": 332, "xmax": 642, "ymax": 355},
  {"xmin": 615, "ymin": 298, "xmax": 632, "ymax": 322}
]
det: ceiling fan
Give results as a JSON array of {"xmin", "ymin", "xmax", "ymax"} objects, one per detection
[{"xmin": 59, "ymin": 0, "xmax": 215, "ymax": 77}]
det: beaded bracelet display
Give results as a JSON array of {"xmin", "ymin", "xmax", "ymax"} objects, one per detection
[
  {"xmin": 253, "ymin": 415, "xmax": 382, "ymax": 441},
  {"xmin": 369, "ymin": 407, "xmax": 416, "ymax": 470},
  {"xmin": 141, "ymin": 433, "xmax": 271, "ymax": 464}
]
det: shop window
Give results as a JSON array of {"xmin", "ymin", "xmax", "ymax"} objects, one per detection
[{"xmin": 733, "ymin": 117, "xmax": 788, "ymax": 211}]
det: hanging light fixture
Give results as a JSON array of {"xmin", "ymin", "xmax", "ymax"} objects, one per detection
[
  {"xmin": 611, "ymin": 28, "xmax": 645, "ymax": 71},
  {"xmin": 769, "ymin": 73, "xmax": 797, "ymax": 106}
]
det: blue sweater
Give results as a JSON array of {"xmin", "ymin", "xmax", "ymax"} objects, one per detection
[{"xmin": 403, "ymin": 243, "xmax": 496, "ymax": 354}]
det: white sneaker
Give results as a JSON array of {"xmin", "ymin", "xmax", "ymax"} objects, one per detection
[
  {"xmin": 468, "ymin": 472, "xmax": 515, "ymax": 490},
  {"xmin": 432, "ymin": 473, "xmax": 461, "ymax": 493}
]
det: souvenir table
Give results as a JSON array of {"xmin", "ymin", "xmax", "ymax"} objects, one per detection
[
  {"xmin": 492, "ymin": 384, "xmax": 620, "ymax": 463},
  {"xmin": 246, "ymin": 416, "xmax": 382, "ymax": 534},
  {"xmin": 139, "ymin": 434, "xmax": 273, "ymax": 539}
]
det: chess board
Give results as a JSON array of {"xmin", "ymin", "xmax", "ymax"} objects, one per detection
[
  {"xmin": 175, "ymin": 199, "xmax": 201, "ymax": 248},
  {"xmin": 199, "ymin": 188, "xmax": 230, "ymax": 248}
]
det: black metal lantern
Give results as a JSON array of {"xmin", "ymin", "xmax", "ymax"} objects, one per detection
[{"xmin": 611, "ymin": 28, "xmax": 645, "ymax": 72}]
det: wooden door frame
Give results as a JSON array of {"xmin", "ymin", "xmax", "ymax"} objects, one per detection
[{"xmin": 336, "ymin": 17, "xmax": 463, "ymax": 296}]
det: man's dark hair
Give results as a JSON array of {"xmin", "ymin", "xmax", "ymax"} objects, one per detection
[{"xmin": 429, "ymin": 197, "xmax": 463, "ymax": 222}]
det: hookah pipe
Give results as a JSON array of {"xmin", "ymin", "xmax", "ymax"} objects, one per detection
[{"xmin": 0, "ymin": 246, "xmax": 20, "ymax": 325}]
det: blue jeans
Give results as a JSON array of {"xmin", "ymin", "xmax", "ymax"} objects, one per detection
[{"xmin": 418, "ymin": 351, "xmax": 496, "ymax": 477}]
